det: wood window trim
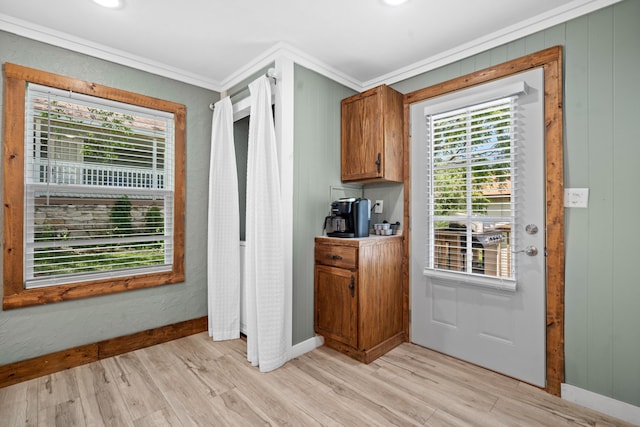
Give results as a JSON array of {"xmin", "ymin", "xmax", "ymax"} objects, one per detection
[
  {"xmin": 2, "ymin": 63, "xmax": 186, "ymax": 309},
  {"xmin": 402, "ymin": 46, "xmax": 565, "ymax": 395}
]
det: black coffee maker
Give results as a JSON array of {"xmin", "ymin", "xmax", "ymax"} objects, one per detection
[{"xmin": 324, "ymin": 198, "xmax": 370, "ymax": 238}]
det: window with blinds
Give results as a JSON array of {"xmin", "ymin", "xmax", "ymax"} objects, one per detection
[
  {"xmin": 24, "ymin": 83, "xmax": 175, "ymax": 289},
  {"xmin": 427, "ymin": 96, "xmax": 517, "ymax": 279}
]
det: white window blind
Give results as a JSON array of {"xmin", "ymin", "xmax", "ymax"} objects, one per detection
[
  {"xmin": 427, "ymin": 96, "xmax": 517, "ymax": 279},
  {"xmin": 24, "ymin": 83, "xmax": 175, "ymax": 289}
]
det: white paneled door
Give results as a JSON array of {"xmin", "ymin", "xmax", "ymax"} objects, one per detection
[{"xmin": 410, "ymin": 68, "xmax": 546, "ymax": 387}]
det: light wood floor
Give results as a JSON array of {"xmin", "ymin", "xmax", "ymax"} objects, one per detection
[{"xmin": 0, "ymin": 332, "xmax": 632, "ymax": 426}]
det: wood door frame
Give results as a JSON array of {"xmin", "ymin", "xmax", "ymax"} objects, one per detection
[{"xmin": 401, "ymin": 46, "xmax": 564, "ymax": 395}]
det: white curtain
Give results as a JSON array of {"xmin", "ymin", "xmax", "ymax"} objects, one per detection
[
  {"xmin": 245, "ymin": 76, "xmax": 289, "ymax": 372},
  {"xmin": 207, "ymin": 96, "xmax": 241, "ymax": 341}
]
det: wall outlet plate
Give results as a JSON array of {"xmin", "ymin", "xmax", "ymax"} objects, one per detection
[{"xmin": 374, "ymin": 200, "xmax": 383, "ymax": 214}]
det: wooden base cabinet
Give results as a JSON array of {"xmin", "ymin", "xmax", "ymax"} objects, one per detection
[{"xmin": 314, "ymin": 236, "xmax": 404, "ymax": 363}]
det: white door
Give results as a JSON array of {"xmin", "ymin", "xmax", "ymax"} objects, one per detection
[{"xmin": 410, "ymin": 68, "xmax": 546, "ymax": 386}]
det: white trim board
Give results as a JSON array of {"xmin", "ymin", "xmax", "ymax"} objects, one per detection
[
  {"xmin": 561, "ymin": 383, "xmax": 640, "ymax": 425},
  {"xmin": 291, "ymin": 335, "xmax": 324, "ymax": 360},
  {"xmin": 0, "ymin": 0, "xmax": 623, "ymax": 92}
]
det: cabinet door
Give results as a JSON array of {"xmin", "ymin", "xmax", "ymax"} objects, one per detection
[
  {"xmin": 314, "ymin": 264, "xmax": 357, "ymax": 348},
  {"xmin": 358, "ymin": 239, "xmax": 404, "ymax": 349},
  {"xmin": 341, "ymin": 90, "xmax": 383, "ymax": 181}
]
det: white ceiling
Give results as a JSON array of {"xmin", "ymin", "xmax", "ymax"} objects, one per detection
[{"xmin": 0, "ymin": 0, "xmax": 619, "ymax": 91}]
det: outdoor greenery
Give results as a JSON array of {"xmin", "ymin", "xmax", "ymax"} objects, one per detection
[
  {"xmin": 82, "ymin": 107, "xmax": 136, "ymax": 162},
  {"xmin": 144, "ymin": 206, "xmax": 164, "ymax": 234},
  {"xmin": 432, "ymin": 102, "xmax": 512, "ymax": 219},
  {"xmin": 110, "ymin": 196, "xmax": 133, "ymax": 235},
  {"xmin": 34, "ymin": 242, "xmax": 164, "ymax": 276},
  {"xmin": 39, "ymin": 100, "xmax": 136, "ymax": 163},
  {"xmin": 34, "ymin": 201, "xmax": 165, "ymax": 277}
]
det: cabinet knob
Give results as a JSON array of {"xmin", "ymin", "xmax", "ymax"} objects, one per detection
[{"xmin": 375, "ymin": 152, "xmax": 381, "ymax": 173}]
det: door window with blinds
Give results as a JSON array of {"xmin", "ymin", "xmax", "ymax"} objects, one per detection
[
  {"xmin": 426, "ymin": 89, "xmax": 522, "ymax": 282},
  {"xmin": 2, "ymin": 63, "xmax": 185, "ymax": 308},
  {"xmin": 25, "ymin": 84, "xmax": 174, "ymax": 288}
]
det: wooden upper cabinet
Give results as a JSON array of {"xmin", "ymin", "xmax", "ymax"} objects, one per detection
[{"xmin": 341, "ymin": 84, "xmax": 403, "ymax": 183}]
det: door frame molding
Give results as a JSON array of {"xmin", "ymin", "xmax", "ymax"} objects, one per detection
[{"xmin": 402, "ymin": 46, "xmax": 564, "ymax": 395}]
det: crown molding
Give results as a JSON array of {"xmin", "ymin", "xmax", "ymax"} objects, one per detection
[
  {"xmin": 0, "ymin": 0, "xmax": 623, "ymax": 93},
  {"xmin": 219, "ymin": 42, "xmax": 362, "ymax": 93},
  {"xmin": 363, "ymin": 0, "xmax": 624, "ymax": 89},
  {"xmin": 222, "ymin": 0, "xmax": 622, "ymax": 92},
  {"xmin": 0, "ymin": 13, "xmax": 221, "ymax": 91}
]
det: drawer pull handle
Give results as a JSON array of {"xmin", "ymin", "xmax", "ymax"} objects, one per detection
[{"xmin": 326, "ymin": 254, "xmax": 343, "ymax": 261}]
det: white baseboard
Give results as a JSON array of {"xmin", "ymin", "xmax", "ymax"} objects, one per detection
[
  {"xmin": 291, "ymin": 335, "xmax": 324, "ymax": 359},
  {"xmin": 561, "ymin": 383, "xmax": 640, "ymax": 425}
]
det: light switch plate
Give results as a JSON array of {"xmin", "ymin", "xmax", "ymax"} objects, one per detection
[{"xmin": 564, "ymin": 188, "xmax": 589, "ymax": 208}]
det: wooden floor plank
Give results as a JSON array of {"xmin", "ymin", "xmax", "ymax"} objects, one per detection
[
  {"xmin": 130, "ymin": 408, "xmax": 180, "ymax": 427},
  {"xmin": 370, "ymin": 352, "xmax": 503, "ymax": 425},
  {"xmin": 425, "ymin": 408, "xmax": 508, "ymax": 427},
  {"xmin": 101, "ymin": 352, "xmax": 180, "ymax": 425},
  {"xmin": 305, "ymin": 347, "xmax": 437, "ymax": 425},
  {"xmin": 494, "ymin": 383, "xmax": 636, "ymax": 427},
  {"xmin": 36, "ymin": 370, "xmax": 80, "ymax": 411},
  {"xmin": 290, "ymin": 352, "xmax": 427, "ymax": 426},
  {"xmin": 159, "ymin": 336, "xmax": 236, "ymax": 397},
  {"xmin": 384, "ymin": 343, "xmax": 520, "ymax": 397},
  {"xmin": 134, "ymin": 342, "xmax": 233, "ymax": 426},
  {"xmin": 74, "ymin": 361, "xmax": 133, "ymax": 427},
  {"xmin": 0, "ymin": 332, "xmax": 632, "ymax": 427},
  {"xmin": 281, "ymin": 356, "xmax": 412, "ymax": 426},
  {"xmin": 214, "ymin": 388, "xmax": 273, "ymax": 426},
  {"xmin": 0, "ymin": 381, "xmax": 30, "ymax": 427},
  {"xmin": 261, "ymin": 363, "xmax": 372, "ymax": 426},
  {"xmin": 215, "ymin": 349, "xmax": 320, "ymax": 426},
  {"xmin": 289, "ymin": 361, "xmax": 401, "ymax": 426}
]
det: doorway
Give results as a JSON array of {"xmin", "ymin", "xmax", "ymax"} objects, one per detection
[
  {"xmin": 232, "ymin": 98, "xmax": 275, "ymax": 335},
  {"xmin": 410, "ymin": 68, "xmax": 545, "ymax": 386},
  {"xmin": 402, "ymin": 46, "xmax": 564, "ymax": 394}
]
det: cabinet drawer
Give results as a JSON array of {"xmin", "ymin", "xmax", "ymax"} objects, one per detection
[{"xmin": 315, "ymin": 244, "xmax": 357, "ymax": 269}]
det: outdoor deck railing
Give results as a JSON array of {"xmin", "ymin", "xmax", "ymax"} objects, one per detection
[{"xmin": 34, "ymin": 159, "xmax": 165, "ymax": 189}]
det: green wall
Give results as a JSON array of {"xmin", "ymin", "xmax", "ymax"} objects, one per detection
[
  {"xmin": 233, "ymin": 116, "xmax": 249, "ymax": 241},
  {"xmin": 0, "ymin": 31, "xmax": 218, "ymax": 365},
  {"xmin": 292, "ymin": 64, "xmax": 356, "ymax": 344},
  {"xmin": 392, "ymin": 0, "xmax": 640, "ymax": 407}
]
